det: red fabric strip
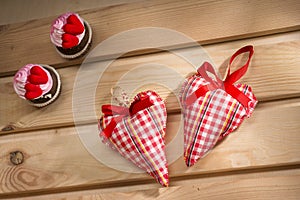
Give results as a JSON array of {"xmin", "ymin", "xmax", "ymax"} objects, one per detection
[
  {"xmin": 224, "ymin": 83, "xmax": 251, "ymax": 108},
  {"xmin": 130, "ymin": 95, "xmax": 154, "ymax": 116},
  {"xmin": 101, "ymin": 94, "xmax": 155, "ymax": 138},
  {"xmin": 102, "ymin": 105, "xmax": 129, "ymax": 116},
  {"xmin": 197, "ymin": 62, "xmax": 223, "ymax": 89},
  {"xmin": 185, "ymin": 84, "xmax": 211, "ymax": 105},
  {"xmin": 225, "ymin": 45, "xmax": 254, "ymax": 85},
  {"xmin": 186, "ymin": 45, "xmax": 254, "ymax": 110},
  {"xmin": 102, "ymin": 115, "xmax": 124, "ymax": 138}
]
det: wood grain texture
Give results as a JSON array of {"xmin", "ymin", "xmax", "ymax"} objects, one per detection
[
  {"xmin": 0, "ymin": 0, "xmax": 140, "ymax": 25},
  {"xmin": 1, "ymin": 1, "xmax": 299, "ymax": 199},
  {"xmin": 14, "ymin": 168, "xmax": 300, "ymax": 200},
  {"xmin": 0, "ymin": 98, "xmax": 300, "ymax": 195},
  {"xmin": 0, "ymin": 0, "xmax": 299, "ymax": 76},
  {"xmin": 1, "ymin": 31, "xmax": 300, "ymax": 133}
]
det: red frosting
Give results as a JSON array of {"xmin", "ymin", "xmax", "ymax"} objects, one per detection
[
  {"xmin": 25, "ymin": 66, "xmax": 49, "ymax": 100},
  {"xmin": 25, "ymin": 83, "xmax": 43, "ymax": 100},
  {"xmin": 62, "ymin": 14, "xmax": 84, "ymax": 49},
  {"xmin": 62, "ymin": 33, "xmax": 79, "ymax": 49},
  {"xmin": 63, "ymin": 14, "xmax": 84, "ymax": 35},
  {"xmin": 27, "ymin": 65, "xmax": 48, "ymax": 84}
]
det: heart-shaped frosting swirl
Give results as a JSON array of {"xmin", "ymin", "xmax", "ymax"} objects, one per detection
[
  {"xmin": 27, "ymin": 66, "xmax": 48, "ymax": 84},
  {"xmin": 62, "ymin": 33, "xmax": 79, "ymax": 49},
  {"xmin": 50, "ymin": 13, "xmax": 85, "ymax": 48},
  {"xmin": 63, "ymin": 14, "xmax": 84, "ymax": 35},
  {"xmin": 24, "ymin": 83, "xmax": 42, "ymax": 99},
  {"xmin": 13, "ymin": 64, "xmax": 53, "ymax": 100}
]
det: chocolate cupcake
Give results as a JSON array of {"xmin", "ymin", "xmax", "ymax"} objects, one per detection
[
  {"xmin": 50, "ymin": 12, "xmax": 92, "ymax": 59},
  {"xmin": 13, "ymin": 64, "xmax": 61, "ymax": 107}
]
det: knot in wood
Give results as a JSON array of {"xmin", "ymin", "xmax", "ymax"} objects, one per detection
[
  {"xmin": 2, "ymin": 124, "xmax": 15, "ymax": 131},
  {"xmin": 10, "ymin": 151, "xmax": 24, "ymax": 165}
]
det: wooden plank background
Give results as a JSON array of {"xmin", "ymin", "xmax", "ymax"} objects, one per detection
[
  {"xmin": 1, "ymin": 31, "xmax": 300, "ymax": 133},
  {"xmin": 1, "ymin": 98, "xmax": 300, "ymax": 196},
  {"xmin": 1, "ymin": 0, "xmax": 300, "ymax": 76},
  {"xmin": 0, "ymin": 0, "xmax": 300, "ymax": 199},
  {"xmin": 3, "ymin": 167, "xmax": 300, "ymax": 199}
]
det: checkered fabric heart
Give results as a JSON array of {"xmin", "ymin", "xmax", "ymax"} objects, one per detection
[
  {"xmin": 179, "ymin": 45, "xmax": 258, "ymax": 167},
  {"xmin": 98, "ymin": 90, "xmax": 169, "ymax": 186}
]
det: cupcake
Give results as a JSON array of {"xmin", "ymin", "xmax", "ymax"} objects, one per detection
[
  {"xmin": 13, "ymin": 64, "xmax": 61, "ymax": 107},
  {"xmin": 50, "ymin": 12, "xmax": 92, "ymax": 59}
]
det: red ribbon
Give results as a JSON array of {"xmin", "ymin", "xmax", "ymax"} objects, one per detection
[
  {"xmin": 101, "ymin": 94, "xmax": 154, "ymax": 138},
  {"xmin": 185, "ymin": 45, "xmax": 254, "ymax": 109}
]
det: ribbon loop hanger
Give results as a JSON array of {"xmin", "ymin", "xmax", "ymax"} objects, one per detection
[
  {"xmin": 225, "ymin": 45, "xmax": 254, "ymax": 85},
  {"xmin": 186, "ymin": 45, "xmax": 254, "ymax": 110}
]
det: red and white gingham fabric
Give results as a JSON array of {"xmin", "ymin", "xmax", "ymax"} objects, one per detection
[
  {"xmin": 179, "ymin": 45, "xmax": 257, "ymax": 167},
  {"xmin": 99, "ymin": 91, "xmax": 169, "ymax": 186},
  {"xmin": 180, "ymin": 75, "xmax": 257, "ymax": 166}
]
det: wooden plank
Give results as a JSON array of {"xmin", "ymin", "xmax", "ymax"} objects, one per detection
[
  {"xmin": 0, "ymin": 0, "xmax": 299, "ymax": 76},
  {"xmin": 0, "ymin": 98, "xmax": 300, "ymax": 195},
  {"xmin": 0, "ymin": 0, "xmax": 140, "ymax": 25},
  {"xmin": 9, "ymin": 167, "xmax": 300, "ymax": 200},
  {"xmin": 1, "ymin": 31, "xmax": 300, "ymax": 133}
]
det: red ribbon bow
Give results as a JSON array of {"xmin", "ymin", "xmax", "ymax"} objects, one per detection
[
  {"xmin": 185, "ymin": 45, "xmax": 254, "ymax": 110},
  {"xmin": 101, "ymin": 93, "xmax": 154, "ymax": 138}
]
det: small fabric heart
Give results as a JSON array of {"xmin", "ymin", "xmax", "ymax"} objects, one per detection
[
  {"xmin": 62, "ymin": 33, "xmax": 79, "ymax": 49},
  {"xmin": 63, "ymin": 14, "xmax": 84, "ymax": 35},
  {"xmin": 27, "ymin": 66, "xmax": 48, "ymax": 84},
  {"xmin": 25, "ymin": 83, "xmax": 42, "ymax": 100},
  {"xmin": 180, "ymin": 45, "xmax": 257, "ymax": 167},
  {"xmin": 99, "ymin": 91, "xmax": 169, "ymax": 187}
]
